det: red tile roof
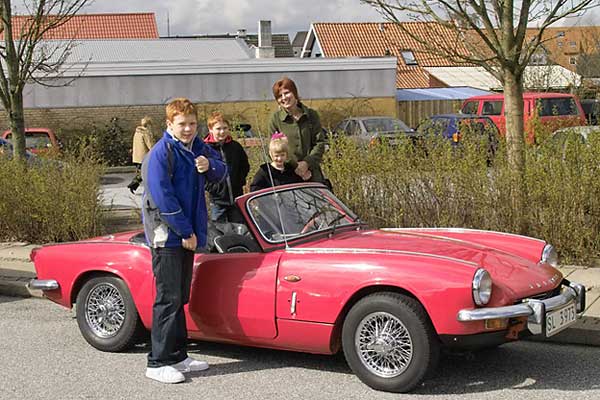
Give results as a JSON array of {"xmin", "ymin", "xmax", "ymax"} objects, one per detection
[
  {"xmin": 313, "ymin": 22, "xmax": 468, "ymax": 88},
  {"xmin": 4, "ymin": 13, "xmax": 158, "ymax": 39}
]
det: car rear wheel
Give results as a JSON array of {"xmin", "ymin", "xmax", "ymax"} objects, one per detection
[
  {"xmin": 76, "ymin": 276, "xmax": 143, "ymax": 352},
  {"xmin": 342, "ymin": 292, "xmax": 439, "ymax": 393}
]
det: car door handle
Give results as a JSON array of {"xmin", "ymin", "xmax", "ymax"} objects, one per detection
[{"xmin": 283, "ymin": 275, "xmax": 301, "ymax": 283}]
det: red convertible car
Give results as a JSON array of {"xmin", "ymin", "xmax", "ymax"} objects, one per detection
[{"xmin": 30, "ymin": 183, "xmax": 585, "ymax": 393}]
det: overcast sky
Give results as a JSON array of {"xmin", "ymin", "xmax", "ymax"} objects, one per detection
[
  {"xmin": 77, "ymin": 1, "xmax": 599, "ymax": 39},
  {"xmin": 79, "ymin": 0, "xmax": 385, "ymax": 38},
  {"xmin": 70, "ymin": 1, "xmax": 599, "ymax": 39}
]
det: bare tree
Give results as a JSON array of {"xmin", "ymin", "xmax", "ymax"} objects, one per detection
[
  {"xmin": 361, "ymin": 0, "xmax": 598, "ymax": 233},
  {"xmin": 0, "ymin": 0, "xmax": 89, "ymax": 161},
  {"xmin": 576, "ymin": 29, "xmax": 600, "ymax": 94}
]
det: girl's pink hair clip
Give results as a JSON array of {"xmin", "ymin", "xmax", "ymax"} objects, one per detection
[{"xmin": 271, "ymin": 132, "xmax": 287, "ymax": 140}]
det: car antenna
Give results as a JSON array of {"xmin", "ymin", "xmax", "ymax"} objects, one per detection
[{"xmin": 256, "ymin": 128, "xmax": 289, "ymax": 250}]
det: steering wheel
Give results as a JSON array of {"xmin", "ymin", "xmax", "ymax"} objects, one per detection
[{"xmin": 300, "ymin": 210, "xmax": 327, "ymax": 234}]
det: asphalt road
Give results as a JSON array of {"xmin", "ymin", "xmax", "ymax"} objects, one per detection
[{"xmin": 1, "ymin": 296, "xmax": 600, "ymax": 400}]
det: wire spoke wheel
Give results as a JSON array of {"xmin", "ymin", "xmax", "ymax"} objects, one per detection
[
  {"xmin": 84, "ymin": 282, "xmax": 126, "ymax": 338},
  {"xmin": 342, "ymin": 293, "xmax": 439, "ymax": 393},
  {"xmin": 76, "ymin": 276, "xmax": 143, "ymax": 352},
  {"xmin": 356, "ymin": 311, "xmax": 413, "ymax": 378}
]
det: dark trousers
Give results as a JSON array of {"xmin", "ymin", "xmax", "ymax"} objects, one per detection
[
  {"xmin": 211, "ymin": 204, "xmax": 244, "ymax": 224},
  {"xmin": 147, "ymin": 246, "xmax": 194, "ymax": 368},
  {"xmin": 128, "ymin": 163, "xmax": 143, "ymax": 191}
]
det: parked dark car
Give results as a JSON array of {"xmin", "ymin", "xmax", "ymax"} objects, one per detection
[
  {"xmin": 0, "ymin": 137, "xmax": 38, "ymax": 163},
  {"xmin": 0, "ymin": 137, "xmax": 64, "ymax": 169},
  {"xmin": 416, "ymin": 114, "xmax": 500, "ymax": 161},
  {"xmin": 333, "ymin": 116, "xmax": 417, "ymax": 145},
  {"xmin": 580, "ymin": 99, "xmax": 600, "ymax": 125}
]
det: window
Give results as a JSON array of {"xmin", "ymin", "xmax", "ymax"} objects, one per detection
[
  {"xmin": 461, "ymin": 101, "xmax": 479, "ymax": 114},
  {"xmin": 347, "ymin": 120, "xmax": 361, "ymax": 135},
  {"xmin": 557, "ymin": 31, "xmax": 565, "ymax": 37},
  {"xmin": 3, "ymin": 132, "xmax": 52, "ymax": 150},
  {"xmin": 536, "ymin": 98, "xmax": 578, "ymax": 116},
  {"xmin": 363, "ymin": 118, "xmax": 411, "ymax": 134},
  {"xmin": 557, "ymin": 41, "xmax": 564, "ymax": 47},
  {"xmin": 482, "ymin": 101, "xmax": 503, "ymax": 116},
  {"xmin": 530, "ymin": 52, "xmax": 548, "ymax": 65},
  {"xmin": 569, "ymin": 41, "xmax": 577, "ymax": 47},
  {"xmin": 401, "ymin": 50, "xmax": 417, "ymax": 66},
  {"xmin": 569, "ymin": 56, "xmax": 577, "ymax": 65}
]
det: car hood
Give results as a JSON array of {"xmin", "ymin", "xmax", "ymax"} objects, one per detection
[{"xmin": 298, "ymin": 229, "xmax": 561, "ymax": 297}]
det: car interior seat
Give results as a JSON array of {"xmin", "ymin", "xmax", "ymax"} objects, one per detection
[{"xmin": 214, "ymin": 234, "xmax": 261, "ymax": 253}]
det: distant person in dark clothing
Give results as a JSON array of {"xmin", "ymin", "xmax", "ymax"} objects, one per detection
[
  {"xmin": 250, "ymin": 133, "xmax": 303, "ymax": 191},
  {"xmin": 203, "ymin": 112, "xmax": 250, "ymax": 223}
]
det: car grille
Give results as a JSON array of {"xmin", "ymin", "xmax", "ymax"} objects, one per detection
[{"xmin": 518, "ymin": 286, "xmax": 562, "ymax": 303}]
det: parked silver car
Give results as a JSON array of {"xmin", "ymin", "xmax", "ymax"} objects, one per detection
[
  {"xmin": 552, "ymin": 125, "xmax": 600, "ymax": 143},
  {"xmin": 333, "ymin": 116, "xmax": 417, "ymax": 145}
]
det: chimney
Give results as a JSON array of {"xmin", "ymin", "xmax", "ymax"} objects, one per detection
[
  {"xmin": 256, "ymin": 20, "xmax": 275, "ymax": 58},
  {"xmin": 237, "ymin": 29, "xmax": 247, "ymax": 38}
]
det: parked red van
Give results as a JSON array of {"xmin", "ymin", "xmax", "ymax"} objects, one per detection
[
  {"xmin": 1, "ymin": 128, "xmax": 61, "ymax": 154},
  {"xmin": 461, "ymin": 92, "xmax": 586, "ymax": 143}
]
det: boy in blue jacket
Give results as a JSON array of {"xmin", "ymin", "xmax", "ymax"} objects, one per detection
[{"xmin": 142, "ymin": 98, "xmax": 227, "ymax": 384}]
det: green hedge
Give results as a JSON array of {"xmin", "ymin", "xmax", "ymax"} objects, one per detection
[
  {"xmin": 0, "ymin": 152, "xmax": 107, "ymax": 243},
  {"xmin": 321, "ymin": 131, "xmax": 600, "ymax": 264},
  {"xmin": 3, "ymin": 117, "xmax": 598, "ymax": 265}
]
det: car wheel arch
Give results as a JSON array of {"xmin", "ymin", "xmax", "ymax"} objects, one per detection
[
  {"xmin": 331, "ymin": 285, "xmax": 435, "ymax": 352},
  {"xmin": 70, "ymin": 270, "xmax": 132, "ymax": 306}
]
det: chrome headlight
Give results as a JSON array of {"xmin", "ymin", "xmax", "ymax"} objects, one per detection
[
  {"xmin": 541, "ymin": 244, "xmax": 558, "ymax": 268},
  {"xmin": 472, "ymin": 268, "xmax": 492, "ymax": 306}
]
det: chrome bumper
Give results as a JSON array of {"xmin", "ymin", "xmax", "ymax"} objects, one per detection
[
  {"xmin": 28, "ymin": 279, "xmax": 59, "ymax": 291},
  {"xmin": 457, "ymin": 282, "xmax": 585, "ymax": 334}
]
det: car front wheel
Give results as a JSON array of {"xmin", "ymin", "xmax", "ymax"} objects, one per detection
[
  {"xmin": 342, "ymin": 292, "xmax": 439, "ymax": 393},
  {"xmin": 76, "ymin": 275, "xmax": 143, "ymax": 352}
]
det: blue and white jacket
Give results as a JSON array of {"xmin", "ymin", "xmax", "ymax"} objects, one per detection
[{"xmin": 142, "ymin": 131, "xmax": 227, "ymax": 249}]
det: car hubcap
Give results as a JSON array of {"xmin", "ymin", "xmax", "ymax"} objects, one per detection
[
  {"xmin": 85, "ymin": 282, "xmax": 126, "ymax": 338},
  {"xmin": 355, "ymin": 311, "xmax": 413, "ymax": 378}
]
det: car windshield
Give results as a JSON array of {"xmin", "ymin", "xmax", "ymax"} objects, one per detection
[
  {"xmin": 363, "ymin": 118, "xmax": 411, "ymax": 134},
  {"xmin": 4, "ymin": 133, "xmax": 51, "ymax": 150},
  {"xmin": 247, "ymin": 186, "xmax": 358, "ymax": 243},
  {"xmin": 0, "ymin": 138, "xmax": 36, "ymax": 160}
]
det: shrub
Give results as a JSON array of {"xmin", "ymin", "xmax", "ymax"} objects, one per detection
[
  {"xmin": 59, "ymin": 117, "xmax": 133, "ymax": 166},
  {"xmin": 0, "ymin": 150, "xmax": 107, "ymax": 243},
  {"xmin": 323, "ymin": 131, "xmax": 600, "ymax": 265}
]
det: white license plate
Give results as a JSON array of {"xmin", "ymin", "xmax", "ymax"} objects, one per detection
[{"xmin": 546, "ymin": 301, "xmax": 577, "ymax": 337}]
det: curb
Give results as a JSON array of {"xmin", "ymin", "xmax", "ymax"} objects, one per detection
[
  {"xmin": 106, "ymin": 165, "xmax": 136, "ymax": 174},
  {"xmin": 527, "ymin": 315, "xmax": 600, "ymax": 347}
]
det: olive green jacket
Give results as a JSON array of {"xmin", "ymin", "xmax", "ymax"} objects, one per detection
[{"xmin": 268, "ymin": 103, "xmax": 326, "ymax": 182}]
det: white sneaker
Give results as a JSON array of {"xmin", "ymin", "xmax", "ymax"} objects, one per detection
[
  {"xmin": 172, "ymin": 357, "xmax": 209, "ymax": 373},
  {"xmin": 145, "ymin": 365, "xmax": 185, "ymax": 384}
]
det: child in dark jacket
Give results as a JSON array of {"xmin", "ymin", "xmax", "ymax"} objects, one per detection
[
  {"xmin": 250, "ymin": 133, "xmax": 303, "ymax": 191},
  {"xmin": 204, "ymin": 112, "xmax": 250, "ymax": 223}
]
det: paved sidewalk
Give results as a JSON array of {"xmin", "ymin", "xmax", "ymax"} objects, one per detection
[{"xmin": 1, "ymin": 240, "xmax": 599, "ymax": 346}]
